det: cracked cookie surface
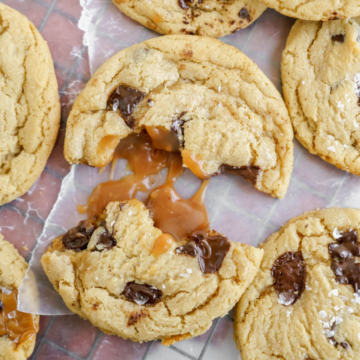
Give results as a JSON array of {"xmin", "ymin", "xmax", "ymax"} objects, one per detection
[
  {"xmin": 260, "ymin": 0, "xmax": 360, "ymax": 20},
  {"xmin": 282, "ymin": 18, "xmax": 360, "ymax": 175},
  {"xmin": 65, "ymin": 35, "xmax": 293, "ymax": 198},
  {"xmin": 41, "ymin": 199, "xmax": 263, "ymax": 345},
  {"xmin": 235, "ymin": 208, "xmax": 360, "ymax": 360},
  {"xmin": 0, "ymin": 3, "xmax": 60, "ymax": 205},
  {"xmin": 0, "ymin": 233, "xmax": 39, "ymax": 360},
  {"xmin": 111, "ymin": 0, "xmax": 266, "ymax": 37}
]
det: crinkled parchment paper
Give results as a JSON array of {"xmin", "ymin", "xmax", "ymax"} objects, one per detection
[{"xmin": 18, "ymin": 0, "xmax": 360, "ymax": 316}]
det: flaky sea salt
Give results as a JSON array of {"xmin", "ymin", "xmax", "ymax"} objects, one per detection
[
  {"xmin": 354, "ymin": 74, "xmax": 360, "ymax": 97},
  {"xmin": 319, "ymin": 310, "xmax": 327, "ymax": 319},
  {"xmin": 148, "ymin": 100, "xmax": 154, "ymax": 106},
  {"xmin": 286, "ymin": 310, "xmax": 292, "ymax": 317},
  {"xmin": 327, "ymin": 146, "xmax": 336, "ymax": 152},
  {"xmin": 306, "ymin": 285, "xmax": 312, "ymax": 291},
  {"xmin": 337, "ymin": 101, "xmax": 344, "ymax": 110},
  {"xmin": 333, "ymin": 228, "xmax": 342, "ymax": 239},
  {"xmin": 218, "ymin": 102, "xmax": 223, "ymax": 107},
  {"xmin": 329, "ymin": 289, "xmax": 339, "ymax": 297},
  {"xmin": 186, "ymin": 268, "xmax": 192, "ymax": 274},
  {"xmin": 278, "ymin": 294, "xmax": 293, "ymax": 306}
]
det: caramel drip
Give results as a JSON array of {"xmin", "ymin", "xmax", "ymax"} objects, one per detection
[
  {"xmin": 95, "ymin": 135, "xmax": 121, "ymax": 168},
  {"xmin": 146, "ymin": 126, "xmax": 180, "ymax": 152},
  {"xmin": 0, "ymin": 288, "xmax": 38, "ymax": 345},
  {"xmin": 146, "ymin": 159, "xmax": 209, "ymax": 241},
  {"xmin": 151, "ymin": 234, "xmax": 175, "ymax": 257},
  {"xmin": 86, "ymin": 132, "xmax": 180, "ymax": 217},
  {"xmin": 77, "ymin": 205, "xmax": 88, "ymax": 214},
  {"xmin": 181, "ymin": 149, "xmax": 211, "ymax": 180},
  {"xmin": 84, "ymin": 129, "xmax": 210, "ymax": 246}
]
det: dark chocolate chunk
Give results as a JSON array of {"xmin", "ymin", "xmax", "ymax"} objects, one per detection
[
  {"xmin": 62, "ymin": 220, "xmax": 95, "ymax": 252},
  {"xmin": 329, "ymin": 230, "xmax": 360, "ymax": 293},
  {"xmin": 0, "ymin": 300, "xmax": 3, "ymax": 312},
  {"xmin": 178, "ymin": 0, "xmax": 193, "ymax": 10},
  {"xmin": 239, "ymin": 8, "xmax": 251, "ymax": 22},
  {"xmin": 331, "ymin": 258, "xmax": 360, "ymax": 294},
  {"xmin": 271, "ymin": 251, "xmax": 306, "ymax": 306},
  {"xmin": 176, "ymin": 233, "xmax": 231, "ymax": 273},
  {"xmin": 107, "ymin": 85, "xmax": 146, "ymax": 128},
  {"xmin": 122, "ymin": 282, "xmax": 162, "ymax": 306},
  {"xmin": 96, "ymin": 231, "xmax": 117, "ymax": 251},
  {"xmin": 328, "ymin": 231, "xmax": 360, "ymax": 259},
  {"xmin": 340, "ymin": 341, "xmax": 349, "ymax": 350},
  {"xmin": 331, "ymin": 34, "xmax": 345, "ymax": 43},
  {"xmin": 222, "ymin": 165, "xmax": 260, "ymax": 185}
]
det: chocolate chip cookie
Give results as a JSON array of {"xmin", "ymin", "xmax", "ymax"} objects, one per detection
[
  {"xmin": 65, "ymin": 35, "xmax": 294, "ymax": 198},
  {"xmin": 260, "ymin": 0, "xmax": 360, "ymax": 20},
  {"xmin": 282, "ymin": 18, "xmax": 360, "ymax": 175},
  {"xmin": 0, "ymin": 4, "xmax": 60, "ymax": 205},
  {"xmin": 41, "ymin": 199, "xmax": 263, "ymax": 345},
  {"xmin": 235, "ymin": 208, "xmax": 360, "ymax": 360},
  {"xmin": 111, "ymin": 0, "xmax": 266, "ymax": 38},
  {"xmin": 0, "ymin": 234, "xmax": 39, "ymax": 360}
]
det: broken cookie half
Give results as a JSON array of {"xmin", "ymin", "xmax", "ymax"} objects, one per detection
[
  {"xmin": 41, "ymin": 199, "xmax": 263, "ymax": 345},
  {"xmin": 64, "ymin": 35, "xmax": 293, "ymax": 198}
]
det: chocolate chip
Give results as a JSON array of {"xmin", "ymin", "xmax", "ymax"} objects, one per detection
[
  {"xmin": 328, "ymin": 231, "xmax": 360, "ymax": 259},
  {"xmin": 221, "ymin": 165, "xmax": 260, "ymax": 185},
  {"xmin": 0, "ymin": 300, "xmax": 3, "ymax": 312},
  {"xmin": 176, "ymin": 233, "xmax": 230, "ymax": 273},
  {"xmin": 178, "ymin": 0, "xmax": 193, "ymax": 10},
  {"xmin": 329, "ymin": 230, "xmax": 360, "ymax": 293},
  {"xmin": 331, "ymin": 34, "xmax": 345, "ymax": 43},
  {"xmin": 271, "ymin": 251, "xmax": 306, "ymax": 306},
  {"xmin": 239, "ymin": 8, "xmax": 251, "ymax": 22},
  {"xmin": 62, "ymin": 220, "xmax": 95, "ymax": 252},
  {"xmin": 127, "ymin": 311, "xmax": 147, "ymax": 326},
  {"xmin": 340, "ymin": 341, "xmax": 349, "ymax": 349},
  {"xmin": 171, "ymin": 111, "xmax": 188, "ymax": 147},
  {"xmin": 107, "ymin": 85, "xmax": 146, "ymax": 128},
  {"xmin": 122, "ymin": 282, "xmax": 162, "ymax": 306},
  {"xmin": 96, "ymin": 231, "xmax": 117, "ymax": 251},
  {"xmin": 331, "ymin": 258, "xmax": 360, "ymax": 293}
]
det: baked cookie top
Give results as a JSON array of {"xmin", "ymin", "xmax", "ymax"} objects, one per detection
[
  {"xmin": 0, "ymin": 234, "xmax": 39, "ymax": 360},
  {"xmin": 260, "ymin": 0, "xmax": 360, "ymax": 20},
  {"xmin": 41, "ymin": 199, "xmax": 263, "ymax": 345},
  {"xmin": 0, "ymin": 3, "xmax": 60, "ymax": 205},
  {"xmin": 282, "ymin": 18, "xmax": 360, "ymax": 175},
  {"xmin": 235, "ymin": 208, "xmax": 360, "ymax": 360},
  {"xmin": 111, "ymin": 0, "xmax": 266, "ymax": 38},
  {"xmin": 65, "ymin": 35, "xmax": 293, "ymax": 199}
]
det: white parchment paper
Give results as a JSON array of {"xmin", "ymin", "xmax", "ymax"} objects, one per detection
[{"xmin": 18, "ymin": 0, "xmax": 360, "ymax": 315}]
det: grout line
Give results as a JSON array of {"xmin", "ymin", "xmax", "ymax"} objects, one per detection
[
  {"xmin": 34, "ymin": 0, "xmax": 79, "ymax": 23},
  {"xmin": 86, "ymin": 331, "xmax": 103, "ymax": 359},
  {"xmin": 30, "ymin": 316, "xmax": 55, "ymax": 359},
  {"xmin": 169, "ymin": 345, "xmax": 197, "ymax": 360},
  {"xmin": 43, "ymin": 339, "xmax": 84, "ymax": 360},
  {"xmin": 141, "ymin": 341, "xmax": 154, "ymax": 360},
  {"xmin": 3, "ymin": 204, "xmax": 45, "ymax": 225},
  {"xmin": 38, "ymin": 0, "xmax": 58, "ymax": 32},
  {"xmin": 198, "ymin": 318, "xmax": 221, "ymax": 360}
]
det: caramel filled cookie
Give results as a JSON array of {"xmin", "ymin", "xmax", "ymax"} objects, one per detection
[
  {"xmin": 0, "ymin": 234, "xmax": 39, "ymax": 360},
  {"xmin": 259, "ymin": 0, "xmax": 360, "ymax": 20},
  {"xmin": 41, "ymin": 199, "xmax": 263, "ymax": 345},
  {"xmin": 235, "ymin": 208, "xmax": 360, "ymax": 360},
  {"xmin": 0, "ymin": 4, "xmax": 60, "ymax": 205},
  {"xmin": 65, "ymin": 35, "xmax": 293, "ymax": 198},
  {"xmin": 282, "ymin": 18, "xmax": 360, "ymax": 175},
  {"xmin": 111, "ymin": 0, "xmax": 266, "ymax": 38}
]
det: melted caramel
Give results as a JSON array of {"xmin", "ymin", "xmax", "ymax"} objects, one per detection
[
  {"xmin": 152, "ymin": 234, "xmax": 175, "ymax": 257},
  {"xmin": 95, "ymin": 135, "xmax": 121, "ymax": 167},
  {"xmin": 0, "ymin": 288, "xmax": 38, "ymax": 345},
  {"xmin": 146, "ymin": 126, "xmax": 180, "ymax": 152},
  {"xmin": 181, "ymin": 149, "xmax": 211, "ymax": 180},
  {"xmin": 84, "ymin": 129, "xmax": 210, "ymax": 246},
  {"xmin": 77, "ymin": 204, "xmax": 88, "ymax": 214},
  {"xmin": 86, "ymin": 132, "xmax": 180, "ymax": 217}
]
